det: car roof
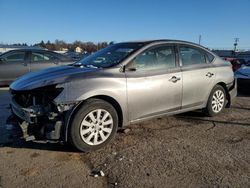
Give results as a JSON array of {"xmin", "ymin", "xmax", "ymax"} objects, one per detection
[
  {"xmin": 120, "ymin": 39, "xmax": 197, "ymax": 45},
  {"xmin": 118, "ymin": 39, "xmax": 214, "ymax": 55},
  {"xmin": 4, "ymin": 48, "xmax": 53, "ymax": 53},
  {"xmin": 0, "ymin": 48, "xmax": 74, "ymax": 60},
  {"xmin": 119, "ymin": 39, "xmax": 210, "ymax": 49},
  {"xmin": 0, "ymin": 49, "xmax": 66, "ymax": 57}
]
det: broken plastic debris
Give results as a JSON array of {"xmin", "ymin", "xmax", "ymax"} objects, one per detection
[
  {"xmin": 119, "ymin": 156, "xmax": 125, "ymax": 161},
  {"xmin": 122, "ymin": 128, "xmax": 131, "ymax": 134},
  {"xmin": 92, "ymin": 170, "xmax": 105, "ymax": 177},
  {"xmin": 100, "ymin": 170, "xmax": 105, "ymax": 177},
  {"xmin": 25, "ymin": 135, "xmax": 36, "ymax": 141}
]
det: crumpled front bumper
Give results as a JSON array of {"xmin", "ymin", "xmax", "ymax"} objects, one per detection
[{"xmin": 10, "ymin": 97, "xmax": 45, "ymax": 124}]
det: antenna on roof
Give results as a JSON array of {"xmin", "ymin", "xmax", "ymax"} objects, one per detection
[{"xmin": 198, "ymin": 35, "xmax": 202, "ymax": 45}]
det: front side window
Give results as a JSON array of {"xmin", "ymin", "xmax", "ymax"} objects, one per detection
[
  {"xmin": 4, "ymin": 52, "xmax": 25, "ymax": 62},
  {"xmin": 180, "ymin": 47, "xmax": 206, "ymax": 66},
  {"xmin": 130, "ymin": 45, "xmax": 176, "ymax": 71}
]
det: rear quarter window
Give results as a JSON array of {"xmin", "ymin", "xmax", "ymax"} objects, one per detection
[{"xmin": 206, "ymin": 52, "xmax": 215, "ymax": 63}]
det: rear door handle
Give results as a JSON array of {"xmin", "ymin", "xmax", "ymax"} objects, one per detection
[
  {"xmin": 206, "ymin": 72, "xmax": 214, "ymax": 78},
  {"xmin": 169, "ymin": 76, "xmax": 181, "ymax": 83}
]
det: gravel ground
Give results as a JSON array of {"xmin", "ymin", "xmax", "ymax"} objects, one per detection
[{"xmin": 0, "ymin": 87, "xmax": 250, "ymax": 188}]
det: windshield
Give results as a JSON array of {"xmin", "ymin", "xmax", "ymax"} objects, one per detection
[{"xmin": 74, "ymin": 43, "xmax": 144, "ymax": 68}]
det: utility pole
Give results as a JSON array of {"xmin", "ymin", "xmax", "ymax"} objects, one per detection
[
  {"xmin": 198, "ymin": 35, "xmax": 202, "ymax": 45},
  {"xmin": 234, "ymin": 38, "xmax": 239, "ymax": 52}
]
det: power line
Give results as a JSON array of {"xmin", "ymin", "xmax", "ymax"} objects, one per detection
[{"xmin": 234, "ymin": 38, "xmax": 239, "ymax": 51}]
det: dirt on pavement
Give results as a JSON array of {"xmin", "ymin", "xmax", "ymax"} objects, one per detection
[{"xmin": 0, "ymin": 87, "xmax": 250, "ymax": 188}]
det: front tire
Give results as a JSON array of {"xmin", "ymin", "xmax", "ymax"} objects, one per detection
[
  {"xmin": 204, "ymin": 85, "xmax": 226, "ymax": 117},
  {"xmin": 69, "ymin": 99, "xmax": 118, "ymax": 152}
]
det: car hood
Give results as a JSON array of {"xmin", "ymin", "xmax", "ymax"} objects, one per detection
[
  {"xmin": 10, "ymin": 65, "xmax": 99, "ymax": 90},
  {"xmin": 235, "ymin": 65, "xmax": 250, "ymax": 78}
]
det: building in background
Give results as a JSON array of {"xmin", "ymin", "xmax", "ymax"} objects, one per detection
[{"xmin": 75, "ymin": 46, "xmax": 82, "ymax": 53}]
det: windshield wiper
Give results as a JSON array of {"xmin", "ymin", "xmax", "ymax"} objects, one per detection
[
  {"xmin": 72, "ymin": 63, "xmax": 99, "ymax": 69},
  {"xmin": 72, "ymin": 63, "xmax": 82, "ymax": 67},
  {"xmin": 84, "ymin": 64, "xmax": 99, "ymax": 68}
]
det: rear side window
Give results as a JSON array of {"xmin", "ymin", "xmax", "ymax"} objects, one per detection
[
  {"xmin": 4, "ymin": 52, "xmax": 26, "ymax": 62},
  {"xmin": 180, "ymin": 47, "xmax": 206, "ymax": 66},
  {"xmin": 206, "ymin": 52, "xmax": 215, "ymax": 63}
]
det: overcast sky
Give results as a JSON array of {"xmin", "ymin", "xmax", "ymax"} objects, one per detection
[{"xmin": 0, "ymin": 0, "xmax": 250, "ymax": 49}]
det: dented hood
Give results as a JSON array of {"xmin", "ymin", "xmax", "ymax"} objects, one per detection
[{"xmin": 10, "ymin": 65, "xmax": 99, "ymax": 90}]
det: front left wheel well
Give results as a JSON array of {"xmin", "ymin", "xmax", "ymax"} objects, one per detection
[
  {"xmin": 64, "ymin": 96, "xmax": 123, "ymax": 143},
  {"xmin": 89, "ymin": 95, "xmax": 123, "ymax": 128}
]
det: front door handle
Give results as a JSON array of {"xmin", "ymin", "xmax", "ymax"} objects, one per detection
[
  {"xmin": 206, "ymin": 72, "xmax": 214, "ymax": 78},
  {"xmin": 169, "ymin": 76, "xmax": 181, "ymax": 83}
]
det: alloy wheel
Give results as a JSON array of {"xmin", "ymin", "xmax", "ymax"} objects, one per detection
[
  {"xmin": 211, "ymin": 90, "xmax": 225, "ymax": 113},
  {"xmin": 79, "ymin": 109, "xmax": 113, "ymax": 145}
]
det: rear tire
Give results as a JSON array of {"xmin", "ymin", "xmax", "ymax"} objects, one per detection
[
  {"xmin": 204, "ymin": 85, "xmax": 226, "ymax": 117},
  {"xmin": 69, "ymin": 99, "xmax": 118, "ymax": 152}
]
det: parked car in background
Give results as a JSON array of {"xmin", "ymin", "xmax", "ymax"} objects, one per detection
[
  {"xmin": 212, "ymin": 50, "xmax": 235, "ymax": 59},
  {"xmin": 8, "ymin": 40, "xmax": 237, "ymax": 151},
  {"xmin": 235, "ymin": 62, "xmax": 250, "ymax": 92},
  {"xmin": 236, "ymin": 51, "xmax": 250, "ymax": 63},
  {"xmin": 64, "ymin": 51, "xmax": 90, "ymax": 61},
  {"xmin": 224, "ymin": 58, "xmax": 243, "ymax": 72},
  {"xmin": 0, "ymin": 49, "xmax": 74, "ymax": 85}
]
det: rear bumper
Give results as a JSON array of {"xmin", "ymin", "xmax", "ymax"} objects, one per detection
[{"xmin": 228, "ymin": 79, "xmax": 237, "ymax": 104}]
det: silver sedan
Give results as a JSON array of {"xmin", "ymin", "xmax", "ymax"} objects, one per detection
[{"xmin": 9, "ymin": 40, "xmax": 237, "ymax": 151}]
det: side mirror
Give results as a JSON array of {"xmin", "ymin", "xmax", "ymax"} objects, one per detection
[
  {"xmin": 120, "ymin": 64, "xmax": 136, "ymax": 72},
  {"xmin": 120, "ymin": 65, "xmax": 137, "ymax": 72},
  {"xmin": 122, "ymin": 59, "xmax": 137, "ymax": 72},
  {"xmin": 126, "ymin": 67, "xmax": 137, "ymax": 71}
]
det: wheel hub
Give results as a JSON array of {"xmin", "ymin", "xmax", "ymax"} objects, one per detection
[
  {"xmin": 211, "ymin": 90, "xmax": 225, "ymax": 113},
  {"xmin": 79, "ymin": 109, "xmax": 113, "ymax": 145}
]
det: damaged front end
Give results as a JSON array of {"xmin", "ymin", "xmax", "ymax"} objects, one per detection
[{"xmin": 9, "ymin": 85, "xmax": 77, "ymax": 141}]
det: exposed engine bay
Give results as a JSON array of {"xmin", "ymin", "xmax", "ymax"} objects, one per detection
[{"xmin": 9, "ymin": 85, "xmax": 77, "ymax": 140}]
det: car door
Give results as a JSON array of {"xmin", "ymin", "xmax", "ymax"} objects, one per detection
[
  {"xmin": 125, "ymin": 44, "xmax": 182, "ymax": 121},
  {"xmin": 179, "ymin": 45, "xmax": 216, "ymax": 109},
  {"xmin": 30, "ymin": 51, "xmax": 59, "ymax": 72},
  {"xmin": 0, "ymin": 50, "xmax": 29, "ymax": 82}
]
